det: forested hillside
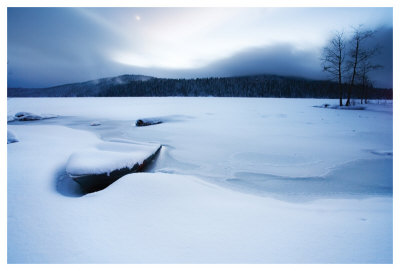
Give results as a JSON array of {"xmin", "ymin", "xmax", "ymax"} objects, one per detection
[{"xmin": 8, "ymin": 74, "xmax": 392, "ymax": 99}]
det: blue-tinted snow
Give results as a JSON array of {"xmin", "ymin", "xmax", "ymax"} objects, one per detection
[{"xmin": 7, "ymin": 97, "xmax": 393, "ymax": 263}]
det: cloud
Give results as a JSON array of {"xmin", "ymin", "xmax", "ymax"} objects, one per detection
[
  {"xmin": 365, "ymin": 26, "xmax": 393, "ymax": 88},
  {"xmin": 9, "ymin": 35, "xmax": 392, "ymax": 88},
  {"xmin": 198, "ymin": 44, "xmax": 324, "ymax": 79},
  {"xmin": 108, "ymin": 43, "xmax": 323, "ymax": 80},
  {"xmin": 115, "ymin": 27, "xmax": 392, "ymax": 89},
  {"xmin": 191, "ymin": 26, "xmax": 392, "ymax": 88}
]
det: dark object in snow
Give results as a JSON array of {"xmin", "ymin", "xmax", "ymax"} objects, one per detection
[
  {"xmin": 136, "ymin": 118, "xmax": 163, "ymax": 127},
  {"xmin": 13, "ymin": 111, "xmax": 58, "ymax": 121},
  {"xmin": 313, "ymin": 104, "xmax": 366, "ymax": 110},
  {"xmin": 14, "ymin": 112, "xmax": 42, "ymax": 121},
  {"xmin": 69, "ymin": 146, "xmax": 162, "ymax": 193},
  {"xmin": 90, "ymin": 121, "xmax": 101, "ymax": 126}
]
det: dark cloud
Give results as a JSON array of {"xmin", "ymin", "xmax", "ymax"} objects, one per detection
[
  {"xmin": 7, "ymin": 8, "xmax": 125, "ymax": 88},
  {"xmin": 365, "ymin": 26, "xmax": 393, "ymax": 88},
  {"xmin": 187, "ymin": 27, "xmax": 393, "ymax": 88},
  {"xmin": 195, "ymin": 44, "xmax": 324, "ymax": 80}
]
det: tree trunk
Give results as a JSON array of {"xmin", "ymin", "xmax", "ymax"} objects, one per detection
[
  {"xmin": 338, "ymin": 55, "xmax": 343, "ymax": 106},
  {"xmin": 361, "ymin": 76, "xmax": 365, "ymax": 104},
  {"xmin": 346, "ymin": 39, "xmax": 359, "ymax": 106},
  {"xmin": 362, "ymin": 77, "xmax": 366, "ymax": 104}
]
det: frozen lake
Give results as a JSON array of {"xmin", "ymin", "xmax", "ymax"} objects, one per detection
[{"xmin": 7, "ymin": 97, "xmax": 393, "ymax": 263}]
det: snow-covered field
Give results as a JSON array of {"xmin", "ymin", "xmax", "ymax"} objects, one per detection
[{"xmin": 6, "ymin": 97, "xmax": 393, "ymax": 263}]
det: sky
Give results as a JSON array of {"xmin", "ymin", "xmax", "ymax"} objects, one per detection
[{"xmin": 7, "ymin": 7, "xmax": 393, "ymax": 88}]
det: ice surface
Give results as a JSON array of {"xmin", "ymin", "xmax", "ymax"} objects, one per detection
[
  {"xmin": 6, "ymin": 97, "xmax": 393, "ymax": 263},
  {"xmin": 10, "ymin": 98, "xmax": 392, "ymax": 180},
  {"xmin": 226, "ymin": 158, "xmax": 392, "ymax": 201}
]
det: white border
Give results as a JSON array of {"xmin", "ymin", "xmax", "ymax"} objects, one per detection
[{"xmin": 1, "ymin": 1, "xmax": 398, "ymax": 271}]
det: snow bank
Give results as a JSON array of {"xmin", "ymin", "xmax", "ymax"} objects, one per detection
[
  {"xmin": 7, "ymin": 129, "xmax": 18, "ymax": 144},
  {"xmin": 66, "ymin": 141, "xmax": 161, "ymax": 177}
]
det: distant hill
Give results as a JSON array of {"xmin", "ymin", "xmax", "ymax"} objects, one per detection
[
  {"xmin": 8, "ymin": 74, "xmax": 153, "ymax": 97},
  {"xmin": 8, "ymin": 74, "xmax": 392, "ymax": 100}
]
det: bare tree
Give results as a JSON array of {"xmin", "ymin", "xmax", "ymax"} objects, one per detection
[
  {"xmin": 322, "ymin": 31, "xmax": 346, "ymax": 106},
  {"xmin": 345, "ymin": 26, "xmax": 378, "ymax": 106}
]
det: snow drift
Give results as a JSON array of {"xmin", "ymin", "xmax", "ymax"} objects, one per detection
[{"xmin": 66, "ymin": 141, "xmax": 161, "ymax": 192}]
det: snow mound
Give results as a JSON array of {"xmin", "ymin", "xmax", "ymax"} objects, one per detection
[
  {"xmin": 15, "ymin": 112, "xmax": 42, "ymax": 120},
  {"xmin": 90, "ymin": 121, "xmax": 101, "ymax": 126},
  {"xmin": 7, "ymin": 115, "xmax": 15, "ymax": 122},
  {"xmin": 13, "ymin": 111, "xmax": 58, "ymax": 121},
  {"xmin": 7, "ymin": 129, "xmax": 19, "ymax": 144},
  {"xmin": 66, "ymin": 141, "xmax": 161, "ymax": 177}
]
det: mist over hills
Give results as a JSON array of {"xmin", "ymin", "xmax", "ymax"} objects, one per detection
[
  {"xmin": 8, "ymin": 74, "xmax": 153, "ymax": 97},
  {"xmin": 8, "ymin": 74, "xmax": 392, "ymax": 100}
]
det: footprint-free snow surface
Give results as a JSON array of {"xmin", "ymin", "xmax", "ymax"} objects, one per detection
[{"xmin": 7, "ymin": 97, "xmax": 393, "ymax": 263}]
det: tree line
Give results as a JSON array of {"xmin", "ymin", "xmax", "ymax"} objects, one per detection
[
  {"xmin": 95, "ymin": 75, "xmax": 391, "ymax": 99},
  {"xmin": 8, "ymin": 73, "xmax": 392, "ymax": 99}
]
